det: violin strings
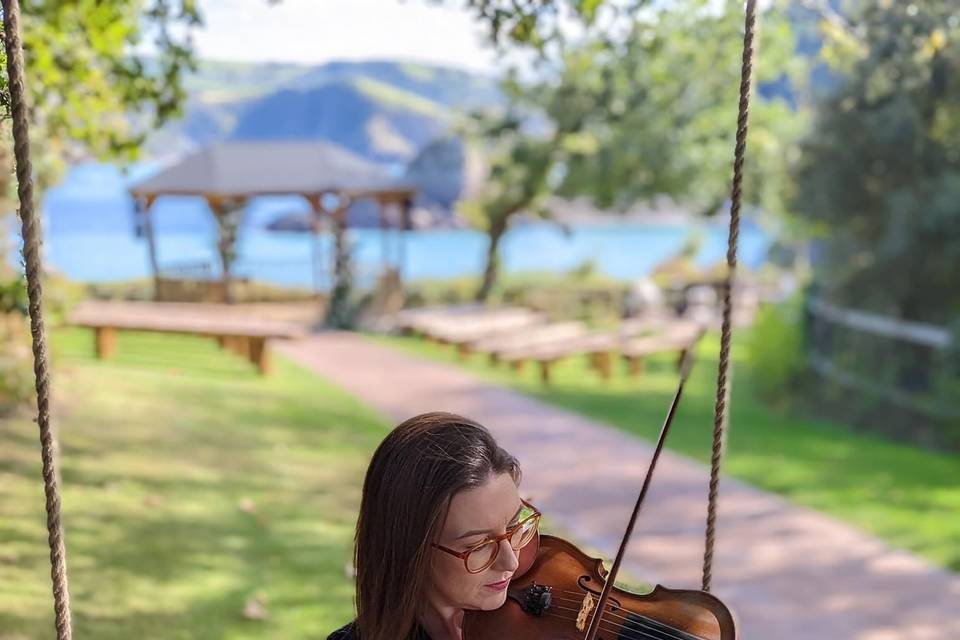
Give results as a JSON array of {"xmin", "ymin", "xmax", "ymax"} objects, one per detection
[
  {"xmin": 513, "ymin": 579, "xmax": 714, "ymax": 639},
  {"xmin": 547, "ymin": 591, "xmax": 667, "ymax": 628},
  {"xmin": 542, "ymin": 609, "xmax": 663, "ymax": 640},
  {"xmin": 548, "ymin": 588, "xmax": 698, "ymax": 632},
  {"xmin": 538, "ymin": 591, "xmax": 709, "ymax": 640},
  {"xmin": 542, "ymin": 608, "xmax": 704, "ymax": 640},
  {"xmin": 548, "ymin": 596, "xmax": 703, "ymax": 640},
  {"xmin": 551, "ymin": 603, "xmax": 704, "ymax": 640}
]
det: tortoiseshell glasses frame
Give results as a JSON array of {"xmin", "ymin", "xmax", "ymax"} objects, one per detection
[{"xmin": 432, "ymin": 499, "xmax": 541, "ymax": 574}]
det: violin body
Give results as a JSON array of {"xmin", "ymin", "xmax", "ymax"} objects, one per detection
[{"xmin": 464, "ymin": 535, "xmax": 737, "ymax": 640}]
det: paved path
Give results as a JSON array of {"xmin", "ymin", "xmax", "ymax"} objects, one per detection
[{"xmin": 277, "ymin": 333, "xmax": 960, "ymax": 639}]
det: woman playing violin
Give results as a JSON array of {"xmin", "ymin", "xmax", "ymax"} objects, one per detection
[{"xmin": 328, "ymin": 411, "xmax": 541, "ymax": 640}]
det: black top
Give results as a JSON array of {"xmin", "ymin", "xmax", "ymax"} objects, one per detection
[{"xmin": 327, "ymin": 621, "xmax": 431, "ymax": 640}]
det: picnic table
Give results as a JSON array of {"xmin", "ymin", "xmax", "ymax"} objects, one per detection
[
  {"xmin": 68, "ymin": 301, "xmax": 307, "ymax": 375},
  {"xmin": 496, "ymin": 315, "xmax": 692, "ymax": 384}
]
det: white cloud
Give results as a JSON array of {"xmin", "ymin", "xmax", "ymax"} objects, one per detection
[{"xmin": 193, "ymin": 0, "xmax": 497, "ymax": 73}]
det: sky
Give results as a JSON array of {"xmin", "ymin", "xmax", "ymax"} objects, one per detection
[{"xmin": 192, "ymin": 0, "xmax": 499, "ymax": 73}]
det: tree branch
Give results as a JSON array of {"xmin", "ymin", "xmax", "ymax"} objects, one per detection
[{"xmin": 797, "ymin": 0, "xmax": 856, "ymax": 36}]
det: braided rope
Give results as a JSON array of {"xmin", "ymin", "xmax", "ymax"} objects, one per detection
[
  {"xmin": 2, "ymin": 1, "xmax": 73, "ymax": 636},
  {"xmin": 0, "ymin": 0, "xmax": 753, "ymax": 622},
  {"xmin": 702, "ymin": 0, "xmax": 757, "ymax": 593}
]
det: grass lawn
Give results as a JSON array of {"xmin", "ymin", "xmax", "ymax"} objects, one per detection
[
  {"xmin": 370, "ymin": 332, "xmax": 960, "ymax": 573},
  {"xmin": 1, "ymin": 329, "xmax": 387, "ymax": 639}
]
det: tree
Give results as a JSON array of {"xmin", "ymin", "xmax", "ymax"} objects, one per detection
[
  {"xmin": 462, "ymin": 0, "xmax": 803, "ymax": 300},
  {"xmin": 0, "ymin": 1, "xmax": 200, "ymax": 178},
  {"xmin": 451, "ymin": 0, "xmax": 636, "ymax": 49},
  {"xmin": 792, "ymin": 1, "xmax": 960, "ymax": 430},
  {"xmin": 0, "ymin": 1, "xmax": 201, "ymax": 270},
  {"xmin": 555, "ymin": 0, "xmax": 802, "ymax": 217},
  {"xmin": 0, "ymin": 1, "xmax": 202, "ymax": 408},
  {"xmin": 794, "ymin": 0, "xmax": 960, "ymax": 324},
  {"xmin": 459, "ymin": 110, "xmax": 562, "ymax": 301},
  {"xmin": 461, "ymin": 54, "xmax": 617, "ymax": 301}
]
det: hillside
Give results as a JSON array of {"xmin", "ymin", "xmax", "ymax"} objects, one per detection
[{"xmin": 149, "ymin": 59, "xmax": 502, "ymax": 165}]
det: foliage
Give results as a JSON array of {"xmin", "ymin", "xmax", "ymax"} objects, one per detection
[
  {"xmin": 0, "ymin": 1, "xmax": 203, "ymax": 407},
  {"xmin": 458, "ymin": 105, "xmax": 570, "ymax": 300},
  {"xmin": 0, "ymin": 270, "xmax": 82, "ymax": 413},
  {"xmin": 403, "ymin": 269, "xmax": 625, "ymax": 325},
  {"xmin": 794, "ymin": 0, "xmax": 960, "ymax": 325},
  {"xmin": 0, "ymin": 0, "xmax": 201, "ymax": 177},
  {"xmin": 747, "ymin": 297, "xmax": 805, "ymax": 406},
  {"xmin": 0, "ymin": 312, "xmax": 32, "ymax": 413},
  {"xmin": 552, "ymin": 1, "xmax": 802, "ymax": 219},
  {"xmin": 0, "ymin": 275, "xmax": 27, "ymax": 315},
  {"xmin": 403, "ymin": 275, "xmax": 482, "ymax": 308},
  {"xmin": 86, "ymin": 278, "xmax": 317, "ymax": 304},
  {"xmin": 324, "ymin": 215, "xmax": 358, "ymax": 329},
  {"xmin": 444, "ymin": 0, "xmax": 626, "ymax": 49},
  {"xmin": 460, "ymin": 0, "xmax": 805, "ymax": 300},
  {"xmin": 791, "ymin": 1, "xmax": 960, "ymax": 437},
  {"xmin": 648, "ymin": 229, "xmax": 717, "ymax": 290}
]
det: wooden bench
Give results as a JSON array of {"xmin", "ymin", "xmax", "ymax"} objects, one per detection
[
  {"xmin": 621, "ymin": 322, "xmax": 706, "ymax": 377},
  {"xmin": 394, "ymin": 304, "xmax": 487, "ymax": 333},
  {"xmin": 495, "ymin": 315, "xmax": 680, "ymax": 384},
  {"xmin": 423, "ymin": 309, "xmax": 543, "ymax": 343},
  {"xmin": 500, "ymin": 333, "xmax": 617, "ymax": 384},
  {"xmin": 68, "ymin": 301, "xmax": 307, "ymax": 375},
  {"xmin": 475, "ymin": 322, "xmax": 589, "ymax": 368},
  {"xmin": 453, "ymin": 319, "xmax": 551, "ymax": 358}
]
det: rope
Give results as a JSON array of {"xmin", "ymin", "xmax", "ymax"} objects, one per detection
[
  {"xmin": 2, "ymin": 0, "xmax": 73, "ymax": 636},
  {"xmin": 0, "ymin": 0, "xmax": 752, "ymax": 624},
  {"xmin": 701, "ymin": 0, "xmax": 757, "ymax": 593}
]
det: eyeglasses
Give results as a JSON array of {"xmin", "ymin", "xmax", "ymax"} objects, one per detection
[{"xmin": 432, "ymin": 499, "xmax": 541, "ymax": 574}]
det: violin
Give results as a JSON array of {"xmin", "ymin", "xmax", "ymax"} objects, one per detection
[
  {"xmin": 463, "ymin": 534, "xmax": 736, "ymax": 639},
  {"xmin": 463, "ymin": 355, "xmax": 738, "ymax": 639}
]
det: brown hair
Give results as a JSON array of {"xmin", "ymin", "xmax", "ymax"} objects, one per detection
[{"xmin": 353, "ymin": 412, "xmax": 521, "ymax": 640}]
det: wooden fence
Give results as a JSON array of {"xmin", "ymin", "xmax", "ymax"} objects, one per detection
[{"xmin": 805, "ymin": 297, "xmax": 958, "ymax": 433}]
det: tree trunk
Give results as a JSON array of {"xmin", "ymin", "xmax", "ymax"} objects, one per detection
[
  {"xmin": 325, "ymin": 208, "xmax": 353, "ymax": 327},
  {"xmin": 476, "ymin": 217, "xmax": 508, "ymax": 303},
  {"xmin": 214, "ymin": 206, "xmax": 242, "ymax": 304},
  {"xmin": 140, "ymin": 203, "xmax": 162, "ymax": 302}
]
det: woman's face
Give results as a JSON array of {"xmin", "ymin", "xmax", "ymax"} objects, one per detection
[{"xmin": 427, "ymin": 472, "xmax": 524, "ymax": 612}]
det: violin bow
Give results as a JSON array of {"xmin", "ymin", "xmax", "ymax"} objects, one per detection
[{"xmin": 582, "ymin": 350, "xmax": 696, "ymax": 640}]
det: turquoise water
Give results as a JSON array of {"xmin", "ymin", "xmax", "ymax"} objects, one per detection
[{"xmin": 18, "ymin": 163, "xmax": 769, "ymax": 289}]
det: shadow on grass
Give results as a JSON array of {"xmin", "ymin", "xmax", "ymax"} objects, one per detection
[{"xmin": 2, "ymin": 329, "xmax": 385, "ymax": 638}]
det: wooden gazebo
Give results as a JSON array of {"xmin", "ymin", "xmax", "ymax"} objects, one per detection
[{"xmin": 129, "ymin": 141, "xmax": 415, "ymax": 306}]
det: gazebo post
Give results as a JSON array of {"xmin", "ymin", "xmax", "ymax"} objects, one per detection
[
  {"xmin": 326, "ymin": 196, "xmax": 353, "ymax": 327},
  {"xmin": 206, "ymin": 195, "xmax": 247, "ymax": 304},
  {"xmin": 388, "ymin": 199, "xmax": 398, "ymax": 277},
  {"xmin": 138, "ymin": 195, "xmax": 162, "ymax": 301},
  {"xmin": 378, "ymin": 196, "xmax": 390, "ymax": 273},
  {"xmin": 306, "ymin": 194, "xmax": 325, "ymax": 298},
  {"xmin": 127, "ymin": 143, "xmax": 416, "ymax": 310},
  {"xmin": 398, "ymin": 197, "xmax": 411, "ymax": 284}
]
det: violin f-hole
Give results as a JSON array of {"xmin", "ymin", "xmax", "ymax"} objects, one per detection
[{"xmin": 577, "ymin": 574, "xmax": 624, "ymax": 611}]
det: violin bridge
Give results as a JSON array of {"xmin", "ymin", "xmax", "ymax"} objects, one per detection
[{"xmin": 575, "ymin": 592, "xmax": 595, "ymax": 632}]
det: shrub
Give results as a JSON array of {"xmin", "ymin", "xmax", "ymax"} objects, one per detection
[
  {"xmin": 0, "ymin": 312, "xmax": 33, "ymax": 415},
  {"xmin": 747, "ymin": 296, "xmax": 805, "ymax": 408}
]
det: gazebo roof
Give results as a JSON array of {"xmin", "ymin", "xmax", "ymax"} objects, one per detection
[{"xmin": 130, "ymin": 141, "xmax": 415, "ymax": 201}]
